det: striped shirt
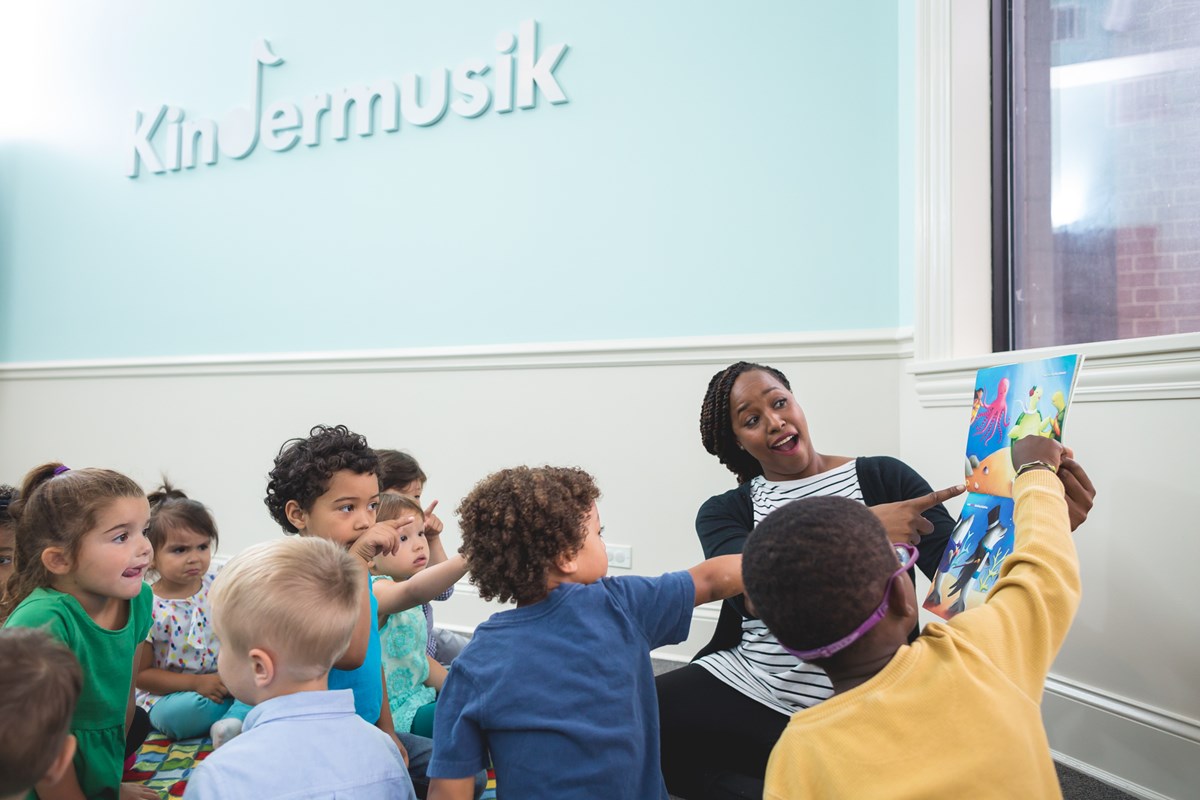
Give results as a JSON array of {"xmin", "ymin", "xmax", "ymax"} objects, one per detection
[{"xmin": 695, "ymin": 459, "xmax": 862, "ymax": 715}]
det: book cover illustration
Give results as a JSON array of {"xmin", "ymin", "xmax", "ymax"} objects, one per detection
[{"xmin": 924, "ymin": 353, "xmax": 1082, "ymax": 619}]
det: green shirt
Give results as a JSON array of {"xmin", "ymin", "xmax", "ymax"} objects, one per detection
[{"xmin": 5, "ymin": 583, "xmax": 152, "ymax": 799}]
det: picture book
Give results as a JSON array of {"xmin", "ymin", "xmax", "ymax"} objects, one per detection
[{"xmin": 923, "ymin": 353, "xmax": 1083, "ymax": 619}]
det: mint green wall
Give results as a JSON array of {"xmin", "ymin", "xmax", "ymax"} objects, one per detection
[
  {"xmin": 897, "ymin": 0, "xmax": 915, "ymax": 328},
  {"xmin": 0, "ymin": 2, "xmax": 903, "ymax": 361}
]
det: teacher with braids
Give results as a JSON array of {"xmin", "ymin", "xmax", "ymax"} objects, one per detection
[{"xmin": 656, "ymin": 361, "xmax": 966, "ymax": 800}]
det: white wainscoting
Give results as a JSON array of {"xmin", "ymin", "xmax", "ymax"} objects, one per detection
[{"xmin": 4, "ymin": 328, "xmax": 1197, "ymax": 798}]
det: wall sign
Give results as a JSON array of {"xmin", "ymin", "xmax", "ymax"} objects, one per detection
[{"xmin": 127, "ymin": 19, "xmax": 568, "ymax": 178}]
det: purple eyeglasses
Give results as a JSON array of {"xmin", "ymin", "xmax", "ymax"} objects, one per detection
[{"xmin": 783, "ymin": 542, "xmax": 918, "ymax": 662}]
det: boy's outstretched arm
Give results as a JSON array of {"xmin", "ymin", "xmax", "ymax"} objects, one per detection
[
  {"xmin": 375, "ymin": 555, "xmax": 469, "ymax": 618},
  {"xmin": 689, "ymin": 554, "xmax": 743, "ymax": 607}
]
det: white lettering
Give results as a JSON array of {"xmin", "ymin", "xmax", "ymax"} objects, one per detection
[
  {"xmin": 332, "ymin": 82, "xmax": 398, "ymax": 140},
  {"xmin": 127, "ymin": 23, "xmax": 569, "ymax": 178},
  {"xmin": 181, "ymin": 118, "xmax": 217, "ymax": 168},
  {"xmin": 401, "ymin": 69, "xmax": 448, "ymax": 127},
  {"xmin": 494, "ymin": 32, "xmax": 516, "ymax": 114},
  {"xmin": 262, "ymin": 101, "xmax": 302, "ymax": 152},
  {"xmin": 451, "ymin": 60, "xmax": 491, "ymax": 119},
  {"xmin": 127, "ymin": 106, "xmax": 167, "ymax": 178},
  {"xmin": 516, "ymin": 19, "xmax": 568, "ymax": 109},
  {"xmin": 300, "ymin": 93, "xmax": 331, "ymax": 147}
]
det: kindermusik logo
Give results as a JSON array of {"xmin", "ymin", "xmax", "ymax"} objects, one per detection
[{"xmin": 127, "ymin": 20, "xmax": 569, "ymax": 178}]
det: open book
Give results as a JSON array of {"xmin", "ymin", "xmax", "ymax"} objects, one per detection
[{"xmin": 923, "ymin": 353, "xmax": 1083, "ymax": 620}]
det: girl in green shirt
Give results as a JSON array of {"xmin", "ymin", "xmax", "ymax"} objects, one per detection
[{"xmin": 1, "ymin": 463, "xmax": 159, "ymax": 800}]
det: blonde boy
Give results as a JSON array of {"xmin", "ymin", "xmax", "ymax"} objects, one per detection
[
  {"xmin": 0, "ymin": 627, "xmax": 81, "ymax": 800},
  {"xmin": 183, "ymin": 537, "xmax": 415, "ymax": 800}
]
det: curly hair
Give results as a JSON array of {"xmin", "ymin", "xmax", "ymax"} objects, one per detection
[
  {"xmin": 700, "ymin": 361, "xmax": 793, "ymax": 484},
  {"xmin": 457, "ymin": 466, "xmax": 600, "ymax": 605},
  {"xmin": 264, "ymin": 425, "xmax": 379, "ymax": 534},
  {"xmin": 1, "ymin": 464, "xmax": 145, "ymax": 621},
  {"xmin": 742, "ymin": 496, "xmax": 897, "ymax": 658},
  {"xmin": 376, "ymin": 450, "xmax": 427, "ymax": 494},
  {"xmin": 146, "ymin": 478, "xmax": 219, "ymax": 553},
  {"xmin": 0, "ymin": 484, "xmax": 17, "ymax": 529}
]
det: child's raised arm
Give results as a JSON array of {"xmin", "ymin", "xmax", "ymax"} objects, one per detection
[
  {"xmin": 688, "ymin": 554, "xmax": 743, "ymax": 607},
  {"xmin": 374, "ymin": 555, "xmax": 469, "ymax": 619}
]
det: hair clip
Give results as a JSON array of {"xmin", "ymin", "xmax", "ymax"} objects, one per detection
[{"xmin": 53, "ymin": 465, "xmax": 71, "ymax": 476}]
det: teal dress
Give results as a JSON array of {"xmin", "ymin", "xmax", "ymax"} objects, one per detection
[
  {"xmin": 5, "ymin": 583, "xmax": 152, "ymax": 799},
  {"xmin": 373, "ymin": 576, "xmax": 436, "ymax": 733}
]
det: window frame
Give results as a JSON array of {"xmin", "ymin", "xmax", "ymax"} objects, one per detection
[{"xmin": 909, "ymin": 0, "xmax": 1200, "ymax": 407}]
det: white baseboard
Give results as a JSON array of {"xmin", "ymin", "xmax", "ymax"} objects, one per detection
[{"xmin": 1043, "ymin": 675, "xmax": 1200, "ymax": 800}]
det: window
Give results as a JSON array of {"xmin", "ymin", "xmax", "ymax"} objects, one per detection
[{"xmin": 996, "ymin": 0, "xmax": 1200, "ymax": 350}]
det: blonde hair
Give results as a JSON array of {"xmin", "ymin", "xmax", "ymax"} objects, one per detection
[
  {"xmin": 209, "ymin": 537, "xmax": 362, "ymax": 681},
  {"xmin": 377, "ymin": 492, "xmax": 424, "ymax": 524}
]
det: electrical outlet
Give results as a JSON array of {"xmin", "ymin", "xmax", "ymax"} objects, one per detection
[{"xmin": 605, "ymin": 543, "xmax": 632, "ymax": 569}]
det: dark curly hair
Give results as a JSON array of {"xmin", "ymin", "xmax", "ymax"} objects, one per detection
[
  {"xmin": 146, "ymin": 479, "xmax": 219, "ymax": 553},
  {"xmin": 264, "ymin": 425, "xmax": 379, "ymax": 534},
  {"xmin": 743, "ymin": 496, "xmax": 897, "ymax": 659},
  {"xmin": 0, "ymin": 484, "xmax": 17, "ymax": 529},
  {"xmin": 457, "ymin": 466, "xmax": 600, "ymax": 605},
  {"xmin": 376, "ymin": 450, "xmax": 426, "ymax": 494},
  {"xmin": 700, "ymin": 361, "xmax": 793, "ymax": 484}
]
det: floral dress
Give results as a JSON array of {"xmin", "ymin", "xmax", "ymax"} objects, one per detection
[
  {"xmin": 136, "ymin": 571, "xmax": 219, "ymax": 711},
  {"xmin": 373, "ymin": 575, "xmax": 437, "ymax": 732}
]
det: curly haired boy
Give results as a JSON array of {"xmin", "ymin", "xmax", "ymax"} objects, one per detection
[
  {"xmin": 263, "ymin": 426, "xmax": 489, "ymax": 799},
  {"xmin": 427, "ymin": 466, "xmax": 744, "ymax": 800}
]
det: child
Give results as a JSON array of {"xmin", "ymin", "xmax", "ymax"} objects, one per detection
[
  {"xmin": 376, "ymin": 449, "xmax": 467, "ymax": 666},
  {"xmin": 0, "ymin": 627, "xmax": 82, "ymax": 800},
  {"xmin": 427, "ymin": 466, "xmax": 745, "ymax": 800},
  {"xmin": 0, "ymin": 484, "xmax": 16, "ymax": 587},
  {"xmin": 371, "ymin": 493, "xmax": 468, "ymax": 738},
  {"xmin": 0, "ymin": 464, "xmax": 159, "ymax": 800},
  {"xmin": 183, "ymin": 537, "xmax": 416, "ymax": 799},
  {"xmin": 741, "ymin": 437, "xmax": 1094, "ymax": 798},
  {"xmin": 135, "ymin": 481, "xmax": 244, "ymax": 741},
  {"xmin": 265, "ymin": 425, "xmax": 485, "ymax": 799}
]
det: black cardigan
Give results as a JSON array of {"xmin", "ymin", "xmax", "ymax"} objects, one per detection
[{"xmin": 695, "ymin": 456, "xmax": 954, "ymax": 622}]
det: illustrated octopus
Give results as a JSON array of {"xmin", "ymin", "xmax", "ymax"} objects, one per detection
[{"xmin": 972, "ymin": 377, "xmax": 1010, "ymax": 446}]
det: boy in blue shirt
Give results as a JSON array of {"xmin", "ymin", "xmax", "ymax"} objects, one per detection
[
  {"xmin": 428, "ymin": 466, "xmax": 744, "ymax": 800},
  {"xmin": 184, "ymin": 537, "xmax": 416, "ymax": 799}
]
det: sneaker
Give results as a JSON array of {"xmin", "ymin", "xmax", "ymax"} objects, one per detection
[{"xmin": 209, "ymin": 718, "xmax": 243, "ymax": 749}]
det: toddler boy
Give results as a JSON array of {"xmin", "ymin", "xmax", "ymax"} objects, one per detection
[
  {"xmin": 742, "ymin": 436, "xmax": 1095, "ymax": 798},
  {"xmin": 183, "ymin": 537, "xmax": 416, "ymax": 799},
  {"xmin": 0, "ymin": 627, "xmax": 81, "ymax": 800},
  {"xmin": 427, "ymin": 466, "xmax": 744, "ymax": 800}
]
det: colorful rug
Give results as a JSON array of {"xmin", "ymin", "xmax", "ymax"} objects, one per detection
[
  {"xmin": 124, "ymin": 734, "xmax": 211, "ymax": 799},
  {"xmin": 125, "ymin": 733, "xmax": 496, "ymax": 799}
]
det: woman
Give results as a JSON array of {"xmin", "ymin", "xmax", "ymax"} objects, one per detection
[{"xmin": 656, "ymin": 361, "xmax": 964, "ymax": 799}]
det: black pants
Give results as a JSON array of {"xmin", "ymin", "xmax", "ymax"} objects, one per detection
[
  {"xmin": 125, "ymin": 705, "xmax": 152, "ymax": 759},
  {"xmin": 656, "ymin": 664, "xmax": 790, "ymax": 800}
]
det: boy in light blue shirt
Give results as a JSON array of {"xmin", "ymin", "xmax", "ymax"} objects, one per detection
[{"xmin": 184, "ymin": 537, "xmax": 415, "ymax": 800}]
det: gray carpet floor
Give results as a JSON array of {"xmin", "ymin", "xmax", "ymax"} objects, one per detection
[{"xmin": 650, "ymin": 658, "xmax": 1134, "ymax": 800}]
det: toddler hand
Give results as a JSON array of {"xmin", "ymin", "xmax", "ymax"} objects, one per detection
[
  {"xmin": 424, "ymin": 500, "xmax": 444, "ymax": 538},
  {"xmin": 349, "ymin": 517, "xmax": 413, "ymax": 564},
  {"xmin": 195, "ymin": 672, "xmax": 228, "ymax": 703},
  {"xmin": 120, "ymin": 782, "xmax": 161, "ymax": 799},
  {"xmin": 870, "ymin": 484, "xmax": 966, "ymax": 546}
]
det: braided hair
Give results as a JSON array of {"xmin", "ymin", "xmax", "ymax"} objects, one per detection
[{"xmin": 700, "ymin": 361, "xmax": 793, "ymax": 485}]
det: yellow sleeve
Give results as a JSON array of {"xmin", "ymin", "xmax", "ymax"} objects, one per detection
[{"xmin": 949, "ymin": 469, "xmax": 1081, "ymax": 699}]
